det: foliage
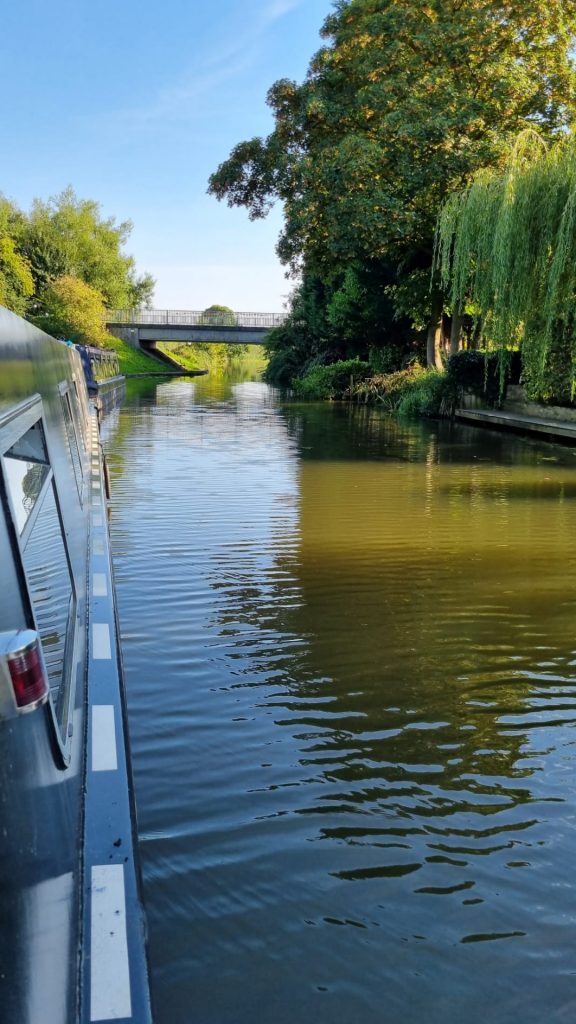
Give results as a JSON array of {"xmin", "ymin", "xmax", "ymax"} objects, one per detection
[
  {"xmin": 353, "ymin": 363, "xmax": 426, "ymax": 405},
  {"xmin": 264, "ymin": 266, "xmax": 415, "ymax": 386},
  {"xmin": 436, "ymin": 131, "xmax": 576, "ymax": 402},
  {"xmin": 292, "ymin": 358, "xmax": 373, "ymax": 399},
  {"xmin": 200, "ymin": 304, "xmax": 237, "ymax": 326},
  {"xmin": 264, "ymin": 275, "xmax": 333, "ymax": 385},
  {"xmin": 0, "ymin": 237, "xmax": 34, "ymax": 315},
  {"xmin": 352, "ymin": 362, "xmax": 454, "ymax": 416},
  {"xmin": 0, "ymin": 188, "xmax": 154, "ymax": 327},
  {"xmin": 156, "ymin": 340, "xmax": 256, "ymax": 373},
  {"xmin": 395, "ymin": 370, "xmax": 455, "ymax": 418},
  {"xmin": 33, "ymin": 275, "xmax": 110, "ymax": 345},
  {"xmin": 445, "ymin": 350, "xmax": 505, "ymax": 407},
  {"xmin": 22, "ymin": 187, "xmax": 154, "ymax": 310},
  {"xmin": 209, "ymin": 1, "xmax": 576, "ymax": 363}
]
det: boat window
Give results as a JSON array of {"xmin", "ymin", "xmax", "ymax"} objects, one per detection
[
  {"xmin": 60, "ymin": 386, "xmax": 84, "ymax": 501},
  {"xmin": 21, "ymin": 482, "xmax": 74, "ymax": 714},
  {"xmin": 1, "ymin": 410, "xmax": 76, "ymax": 733},
  {"xmin": 3, "ymin": 422, "xmax": 50, "ymax": 534}
]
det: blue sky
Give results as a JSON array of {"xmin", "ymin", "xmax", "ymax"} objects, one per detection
[{"xmin": 1, "ymin": 0, "xmax": 332, "ymax": 312}]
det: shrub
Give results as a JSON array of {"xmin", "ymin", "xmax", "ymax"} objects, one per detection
[
  {"xmin": 396, "ymin": 370, "xmax": 456, "ymax": 417},
  {"xmin": 33, "ymin": 274, "xmax": 110, "ymax": 346},
  {"xmin": 292, "ymin": 358, "xmax": 373, "ymax": 399},
  {"xmin": 353, "ymin": 363, "xmax": 455, "ymax": 417},
  {"xmin": 445, "ymin": 349, "xmax": 507, "ymax": 406},
  {"xmin": 352, "ymin": 363, "xmax": 427, "ymax": 406}
]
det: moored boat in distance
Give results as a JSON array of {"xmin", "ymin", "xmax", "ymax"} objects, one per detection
[{"xmin": 0, "ymin": 306, "xmax": 152, "ymax": 1023}]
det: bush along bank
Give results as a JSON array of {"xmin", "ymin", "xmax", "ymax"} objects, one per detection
[
  {"xmin": 292, "ymin": 350, "xmax": 518, "ymax": 419},
  {"xmin": 291, "ymin": 359, "xmax": 374, "ymax": 400}
]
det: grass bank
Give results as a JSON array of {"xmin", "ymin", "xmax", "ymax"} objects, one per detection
[{"xmin": 104, "ymin": 336, "xmax": 169, "ymax": 375}]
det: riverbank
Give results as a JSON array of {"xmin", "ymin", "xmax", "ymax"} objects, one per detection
[{"xmin": 456, "ymin": 388, "xmax": 576, "ymax": 445}]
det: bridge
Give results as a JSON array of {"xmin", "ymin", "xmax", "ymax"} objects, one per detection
[{"xmin": 106, "ymin": 309, "xmax": 285, "ymax": 352}]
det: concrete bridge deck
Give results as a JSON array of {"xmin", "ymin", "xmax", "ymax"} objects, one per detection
[{"xmin": 106, "ymin": 309, "xmax": 284, "ymax": 348}]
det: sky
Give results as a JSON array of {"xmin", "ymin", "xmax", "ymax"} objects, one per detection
[{"xmin": 1, "ymin": 0, "xmax": 333, "ymax": 313}]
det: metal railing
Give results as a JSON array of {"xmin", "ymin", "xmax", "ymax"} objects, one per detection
[{"xmin": 106, "ymin": 309, "xmax": 285, "ymax": 329}]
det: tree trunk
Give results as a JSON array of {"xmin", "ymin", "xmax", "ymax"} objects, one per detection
[
  {"xmin": 426, "ymin": 294, "xmax": 444, "ymax": 368},
  {"xmin": 450, "ymin": 309, "xmax": 463, "ymax": 355}
]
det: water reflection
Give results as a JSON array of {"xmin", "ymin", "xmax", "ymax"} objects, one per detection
[{"xmin": 104, "ymin": 378, "xmax": 576, "ymax": 1024}]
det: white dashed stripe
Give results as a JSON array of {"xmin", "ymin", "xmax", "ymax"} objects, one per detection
[
  {"xmin": 92, "ymin": 623, "xmax": 112, "ymax": 660},
  {"xmin": 93, "ymin": 573, "xmax": 108, "ymax": 597},
  {"xmin": 91, "ymin": 706, "xmax": 118, "ymax": 773},
  {"xmin": 90, "ymin": 864, "xmax": 132, "ymax": 1021},
  {"xmin": 93, "ymin": 537, "xmax": 105, "ymax": 555}
]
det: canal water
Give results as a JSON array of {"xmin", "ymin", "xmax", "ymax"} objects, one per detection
[{"xmin": 102, "ymin": 373, "xmax": 576, "ymax": 1024}]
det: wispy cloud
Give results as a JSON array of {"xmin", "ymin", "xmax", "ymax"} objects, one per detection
[
  {"xmin": 260, "ymin": 0, "xmax": 304, "ymax": 24},
  {"xmin": 99, "ymin": 0, "xmax": 305, "ymax": 133}
]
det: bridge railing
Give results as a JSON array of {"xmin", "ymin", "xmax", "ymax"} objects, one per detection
[{"xmin": 106, "ymin": 309, "xmax": 285, "ymax": 329}]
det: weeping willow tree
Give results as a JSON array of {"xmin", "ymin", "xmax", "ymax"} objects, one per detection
[{"xmin": 436, "ymin": 131, "xmax": 576, "ymax": 403}]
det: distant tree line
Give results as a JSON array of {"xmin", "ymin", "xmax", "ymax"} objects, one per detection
[
  {"xmin": 209, "ymin": 0, "xmax": 576, "ymax": 394},
  {"xmin": 0, "ymin": 186, "xmax": 154, "ymax": 345}
]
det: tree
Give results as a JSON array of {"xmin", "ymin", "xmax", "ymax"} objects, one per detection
[
  {"xmin": 209, "ymin": 0, "xmax": 576, "ymax": 369},
  {"xmin": 0, "ymin": 238, "xmax": 34, "ymax": 315},
  {"xmin": 200, "ymin": 304, "xmax": 237, "ymax": 326},
  {"xmin": 0, "ymin": 196, "xmax": 33, "ymax": 315},
  {"xmin": 22, "ymin": 187, "xmax": 154, "ymax": 311},
  {"xmin": 34, "ymin": 275, "xmax": 110, "ymax": 346},
  {"xmin": 436, "ymin": 130, "xmax": 576, "ymax": 403}
]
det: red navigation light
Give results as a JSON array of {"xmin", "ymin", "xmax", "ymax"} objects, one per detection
[{"xmin": 7, "ymin": 631, "xmax": 49, "ymax": 711}]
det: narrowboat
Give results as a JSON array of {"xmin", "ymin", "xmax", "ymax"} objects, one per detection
[{"xmin": 0, "ymin": 305, "xmax": 152, "ymax": 1023}]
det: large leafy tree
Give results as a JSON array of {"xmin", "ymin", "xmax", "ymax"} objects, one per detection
[
  {"xmin": 209, "ymin": 0, "xmax": 576, "ymax": 367},
  {"xmin": 0, "ymin": 187, "xmax": 155, "ymax": 343},
  {"xmin": 22, "ymin": 187, "xmax": 154, "ymax": 311}
]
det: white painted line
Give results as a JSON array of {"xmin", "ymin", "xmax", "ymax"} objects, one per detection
[
  {"xmin": 90, "ymin": 864, "xmax": 132, "ymax": 1021},
  {"xmin": 93, "ymin": 537, "xmax": 105, "ymax": 555},
  {"xmin": 93, "ymin": 573, "xmax": 108, "ymax": 597},
  {"xmin": 91, "ymin": 706, "xmax": 118, "ymax": 772},
  {"xmin": 92, "ymin": 623, "xmax": 112, "ymax": 660},
  {"xmin": 93, "ymin": 514, "xmax": 103, "ymax": 527},
  {"xmin": 93, "ymin": 481, "xmax": 102, "ymax": 490}
]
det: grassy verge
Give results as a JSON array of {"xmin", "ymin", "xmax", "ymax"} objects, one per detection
[
  {"xmin": 156, "ymin": 342, "xmax": 201, "ymax": 371},
  {"xmin": 103, "ymin": 336, "xmax": 169, "ymax": 375}
]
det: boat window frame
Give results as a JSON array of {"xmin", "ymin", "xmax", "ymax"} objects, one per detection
[
  {"xmin": 59, "ymin": 380, "xmax": 84, "ymax": 502},
  {"xmin": 0, "ymin": 394, "xmax": 79, "ymax": 766}
]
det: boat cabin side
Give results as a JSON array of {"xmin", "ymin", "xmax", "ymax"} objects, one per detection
[{"xmin": 0, "ymin": 307, "xmax": 151, "ymax": 1024}]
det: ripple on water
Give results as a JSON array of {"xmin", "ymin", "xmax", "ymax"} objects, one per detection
[{"xmin": 102, "ymin": 380, "xmax": 576, "ymax": 1024}]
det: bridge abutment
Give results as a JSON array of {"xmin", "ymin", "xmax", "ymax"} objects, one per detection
[{"xmin": 110, "ymin": 326, "xmax": 142, "ymax": 350}]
